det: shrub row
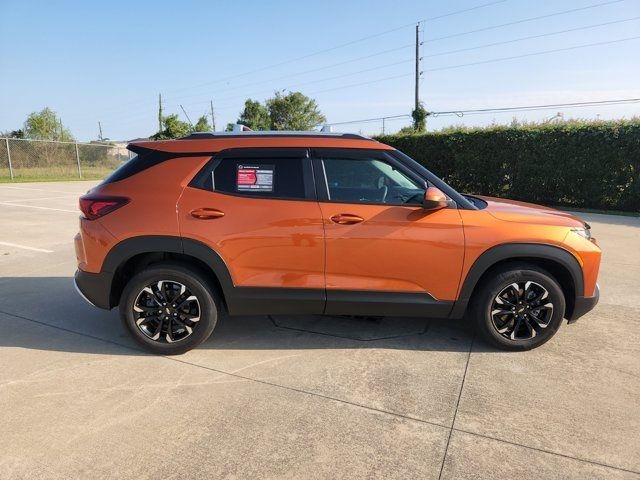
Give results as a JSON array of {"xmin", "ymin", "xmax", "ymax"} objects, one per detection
[{"xmin": 377, "ymin": 120, "xmax": 640, "ymax": 212}]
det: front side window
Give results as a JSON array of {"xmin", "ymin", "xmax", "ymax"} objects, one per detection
[
  {"xmin": 213, "ymin": 157, "xmax": 307, "ymax": 199},
  {"xmin": 322, "ymin": 157, "xmax": 425, "ymax": 205}
]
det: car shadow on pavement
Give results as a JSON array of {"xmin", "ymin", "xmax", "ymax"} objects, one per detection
[{"xmin": 0, "ymin": 276, "xmax": 500, "ymax": 355}]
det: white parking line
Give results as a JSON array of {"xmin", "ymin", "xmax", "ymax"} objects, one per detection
[
  {"xmin": 0, "ymin": 202, "xmax": 77, "ymax": 213},
  {"xmin": 0, "ymin": 186, "xmax": 82, "ymax": 195},
  {"xmin": 3, "ymin": 195, "xmax": 76, "ymax": 203},
  {"xmin": 0, "ymin": 241, "xmax": 54, "ymax": 253}
]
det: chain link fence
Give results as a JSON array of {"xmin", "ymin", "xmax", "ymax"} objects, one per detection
[{"xmin": 0, "ymin": 138, "xmax": 131, "ymax": 182}]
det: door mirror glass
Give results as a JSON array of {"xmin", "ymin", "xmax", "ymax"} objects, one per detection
[{"xmin": 423, "ymin": 187, "xmax": 449, "ymax": 211}]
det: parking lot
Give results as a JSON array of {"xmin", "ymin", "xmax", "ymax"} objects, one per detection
[{"xmin": 0, "ymin": 180, "xmax": 638, "ymax": 479}]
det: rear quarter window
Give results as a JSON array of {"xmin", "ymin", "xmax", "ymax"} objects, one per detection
[
  {"xmin": 102, "ymin": 149, "xmax": 212, "ymax": 184},
  {"xmin": 102, "ymin": 151, "xmax": 174, "ymax": 184}
]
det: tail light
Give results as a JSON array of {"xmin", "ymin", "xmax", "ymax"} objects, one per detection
[{"xmin": 79, "ymin": 194, "xmax": 129, "ymax": 220}]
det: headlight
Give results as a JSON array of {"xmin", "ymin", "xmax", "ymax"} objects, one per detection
[{"xmin": 571, "ymin": 226, "xmax": 592, "ymax": 240}]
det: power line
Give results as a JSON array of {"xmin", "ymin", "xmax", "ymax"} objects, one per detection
[
  {"xmin": 424, "ymin": 16, "xmax": 640, "ymax": 59},
  {"xmin": 68, "ymin": 0, "xmax": 501, "ymax": 122},
  {"xmin": 171, "ymin": 16, "xmax": 640, "ymax": 107},
  {"xmin": 139, "ymin": 5, "xmax": 637, "ymax": 114},
  {"xmin": 78, "ymin": 30, "xmax": 640, "ymax": 129},
  {"xmin": 424, "ymin": 35, "xmax": 640, "ymax": 74},
  {"xmin": 68, "ymin": 0, "xmax": 628, "ymax": 126},
  {"xmin": 325, "ymin": 114, "xmax": 411, "ymax": 126},
  {"xmin": 165, "ymin": 44, "xmax": 415, "ymax": 103},
  {"xmin": 321, "ymin": 98, "xmax": 640, "ymax": 127},
  {"xmin": 176, "ymin": 35, "xmax": 640, "ymax": 111},
  {"xmin": 423, "ymin": 0, "xmax": 627, "ymax": 44},
  {"xmin": 66, "ymin": 0, "xmax": 631, "ymax": 127},
  {"xmin": 429, "ymin": 98, "xmax": 640, "ymax": 116},
  {"xmin": 418, "ymin": 0, "xmax": 508, "ymax": 22},
  {"xmin": 161, "ymin": 61, "xmax": 416, "ymax": 117},
  {"xmin": 161, "ymin": 0, "xmax": 509, "ymax": 95}
]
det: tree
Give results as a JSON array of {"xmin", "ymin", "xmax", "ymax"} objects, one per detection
[
  {"xmin": 151, "ymin": 114, "xmax": 192, "ymax": 140},
  {"xmin": 192, "ymin": 115, "xmax": 211, "ymax": 133},
  {"xmin": 397, "ymin": 126, "xmax": 419, "ymax": 135},
  {"xmin": 267, "ymin": 91, "xmax": 326, "ymax": 130},
  {"xmin": 411, "ymin": 102, "xmax": 428, "ymax": 133},
  {"xmin": 151, "ymin": 113, "xmax": 212, "ymax": 139},
  {"xmin": 23, "ymin": 108, "xmax": 74, "ymax": 141},
  {"xmin": 237, "ymin": 99, "xmax": 270, "ymax": 130},
  {"xmin": 0, "ymin": 129, "xmax": 24, "ymax": 138}
]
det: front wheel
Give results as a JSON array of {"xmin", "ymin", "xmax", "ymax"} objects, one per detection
[
  {"xmin": 120, "ymin": 263, "xmax": 219, "ymax": 355},
  {"xmin": 470, "ymin": 265, "xmax": 566, "ymax": 351}
]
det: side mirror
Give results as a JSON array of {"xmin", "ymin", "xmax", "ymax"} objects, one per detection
[{"xmin": 423, "ymin": 186, "xmax": 449, "ymax": 211}]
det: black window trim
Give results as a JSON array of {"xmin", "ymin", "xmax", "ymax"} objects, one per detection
[
  {"xmin": 311, "ymin": 147, "xmax": 443, "ymax": 208},
  {"xmin": 188, "ymin": 147, "xmax": 316, "ymax": 202},
  {"xmin": 390, "ymin": 149, "xmax": 477, "ymax": 210}
]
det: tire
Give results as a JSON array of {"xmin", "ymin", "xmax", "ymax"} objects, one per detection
[
  {"xmin": 470, "ymin": 264, "xmax": 566, "ymax": 351},
  {"xmin": 119, "ymin": 262, "xmax": 219, "ymax": 355}
]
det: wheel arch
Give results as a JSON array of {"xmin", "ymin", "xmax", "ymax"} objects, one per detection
[
  {"xmin": 103, "ymin": 236, "xmax": 235, "ymax": 310},
  {"xmin": 449, "ymin": 243, "xmax": 583, "ymax": 319}
]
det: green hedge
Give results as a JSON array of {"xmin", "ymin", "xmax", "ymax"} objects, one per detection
[{"xmin": 377, "ymin": 120, "xmax": 640, "ymax": 212}]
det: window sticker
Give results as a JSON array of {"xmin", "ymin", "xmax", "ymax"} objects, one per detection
[{"xmin": 236, "ymin": 164, "xmax": 274, "ymax": 192}]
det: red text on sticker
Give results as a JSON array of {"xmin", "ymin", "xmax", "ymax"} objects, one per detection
[{"xmin": 237, "ymin": 169, "xmax": 257, "ymax": 185}]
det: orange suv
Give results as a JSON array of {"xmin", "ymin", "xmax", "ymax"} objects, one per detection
[{"xmin": 74, "ymin": 131, "xmax": 600, "ymax": 354}]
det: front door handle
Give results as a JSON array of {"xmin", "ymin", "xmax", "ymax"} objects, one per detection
[
  {"xmin": 190, "ymin": 208, "xmax": 225, "ymax": 220},
  {"xmin": 330, "ymin": 213, "xmax": 364, "ymax": 225}
]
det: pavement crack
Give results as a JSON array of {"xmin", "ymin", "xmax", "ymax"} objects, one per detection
[
  {"xmin": 4, "ymin": 309, "xmax": 639, "ymax": 477},
  {"xmin": 451, "ymin": 427, "xmax": 640, "ymax": 476},
  {"xmin": 438, "ymin": 333, "xmax": 474, "ymax": 480}
]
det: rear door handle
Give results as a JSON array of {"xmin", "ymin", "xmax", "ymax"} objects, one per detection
[
  {"xmin": 330, "ymin": 213, "xmax": 364, "ymax": 225},
  {"xmin": 190, "ymin": 208, "xmax": 225, "ymax": 220}
]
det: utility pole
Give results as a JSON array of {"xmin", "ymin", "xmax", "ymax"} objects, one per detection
[
  {"xmin": 179, "ymin": 105, "xmax": 193, "ymax": 127},
  {"xmin": 158, "ymin": 93, "xmax": 163, "ymax": 132},
  {"xmin": 414, "ymin": 23, "xmax": 420, "ymax": 111},
  {"xmin": 210, "ymin": 100, "xmax": 216, "ymax": 131},
  {"xmin": 98, "ymin": 121, "xmax": 103, "ymax": 141}
]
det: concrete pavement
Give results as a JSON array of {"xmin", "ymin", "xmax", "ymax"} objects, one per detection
[{"xmin": 0, "ymin": 181, "xmax": 638, "ymax": 479}]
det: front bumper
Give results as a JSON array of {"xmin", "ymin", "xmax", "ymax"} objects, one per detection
[
  {"xmin": 74, "ymin": 269, "xmax": 113, "ymax": 310},
  {"xmin": 567, "ymin": 284, "xmax": 600, "ymax": 323}
]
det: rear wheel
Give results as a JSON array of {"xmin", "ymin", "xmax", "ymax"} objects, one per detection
[
  {"xmin": 470, "ymin": 265, "xmax": 566, "ymax": 351},
  {"xmin": 120, "ymin": 263, "xmax": 218, "ymax": 355}
]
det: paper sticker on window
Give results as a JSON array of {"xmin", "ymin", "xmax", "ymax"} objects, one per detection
[{"xmin": 237, "ymin": 164, "xmax": 274, "ymax": 192}]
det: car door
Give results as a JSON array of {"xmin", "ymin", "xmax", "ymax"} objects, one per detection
[
  {"xmin": 178, "ymin": 147, "xmax": 325, "ymax": 314},
  {"xmin": 313, "ymin": 148, "xmax": 465, "ymax": 317}
]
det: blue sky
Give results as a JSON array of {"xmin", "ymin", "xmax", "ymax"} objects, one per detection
[{"xmin": 1, "ymin": 0, "xmax": 639, "ymax": 141}]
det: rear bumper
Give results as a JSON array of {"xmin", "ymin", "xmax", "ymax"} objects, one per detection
[
  {"xmin": 567, "ymin": 283, "xmax": 600, "ymax": 323},
  {"xmin": 74, "ymin": 269, "xmax": 113, "ymax": 310}
]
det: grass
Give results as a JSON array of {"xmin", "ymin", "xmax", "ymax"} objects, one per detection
[{"xmin": 0, "ymin": 166, "xmax": 113, "ymax": 183}]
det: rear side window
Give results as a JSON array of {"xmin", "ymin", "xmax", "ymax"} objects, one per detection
[
  {"xmin": 102, "ymin": 150, "xmax": 173, "ymax": 184},
  {"xmin": 102, "ymin": 149, "xmax": 213, "ymax": 184},
  {"xmin": 213, "ymin": 158, "xmax": 307, "ymax": 199}
]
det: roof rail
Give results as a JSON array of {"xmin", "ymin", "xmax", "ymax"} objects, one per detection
[{"xmin": 181, "ymin": 130, "xmax": 371, "ymax": 140}]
